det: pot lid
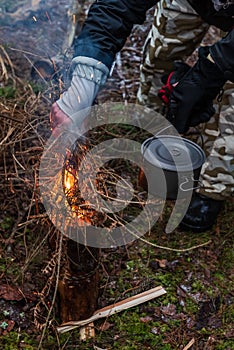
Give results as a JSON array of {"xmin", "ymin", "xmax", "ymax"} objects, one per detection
[{"xmin": 141, "ymin": 136, "xmax": 206, "ymax": 172}]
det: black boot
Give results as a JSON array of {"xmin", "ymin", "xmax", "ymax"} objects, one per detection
[{"xmin": 180, "ymin": 193, "xmax": 223, "ymax": 232}]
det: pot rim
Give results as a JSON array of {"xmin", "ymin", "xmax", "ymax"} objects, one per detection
[{"xmin": 141, "ymin": 135, "xmax": 206, "ymax": 172}]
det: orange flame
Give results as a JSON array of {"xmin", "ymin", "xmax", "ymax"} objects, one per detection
[
  {"xmin": 63, "ymin": 144, "xmax": 105, "ymax": 227},
  {"xmin": 64, "ymin": 168, "xmax": 75, "ymax": 193}
]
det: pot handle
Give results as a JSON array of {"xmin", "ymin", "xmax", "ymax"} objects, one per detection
[{"xmin": 179, "ymin": 176, "xmax": 201, "ymax": 192}]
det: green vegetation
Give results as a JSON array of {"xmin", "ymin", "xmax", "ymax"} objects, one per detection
[{"xmin": 0, "ymin": 86, "xmax": 16, "ymax": 98}]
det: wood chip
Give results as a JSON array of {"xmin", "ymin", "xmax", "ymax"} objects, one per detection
[{"xmin": 79, "ymin": 322, "xmax": 95, "ymax": 341}]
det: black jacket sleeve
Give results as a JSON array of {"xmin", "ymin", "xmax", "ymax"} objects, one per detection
[
  {"xmin": 210, "ymin": 29, "xmax": 234, "ymax": 82},
  {"xmin": 73, "ymin": 0, "xmax": 156, "ymax": 70},
  {"xmin": 188, "ymin": 0, "xmax": 234, "ymax": 31}
]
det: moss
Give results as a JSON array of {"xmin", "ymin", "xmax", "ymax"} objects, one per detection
[
  {"xmin": 215, "ymin": 341, "xmax": 234, "ymax": 350},
  {"xmin": 105, "ymin": 310, "xmax": 173, "ymax": 349},
  {"xmin": 0, "ymin": 331, "xmax": 37, "ymax": 350},
  {"xmin": 0, "ymin": 216, "xmax": 14, "ymax": 231},
  {"xmin": 222, "ymin": 303, "xmax": 234, "ymax": 324},
  {"xmin": 0, "ymin": 86, "xmax": 16, "ymax": 98},
  {"xmin": 191, "ymin": 280, "xmax": 204, "ymax": 292},
  {"xmin": 183, "ymin": 298, "xmax": 198, "ymax": 315},
  {"xmin": 0, "ymin": 256, "xmax": 21, "ymax": 276}
]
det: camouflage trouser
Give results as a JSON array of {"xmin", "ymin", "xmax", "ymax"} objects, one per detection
[{"xmin": 138, "ymin": 0, "xmax": 234, "ymax": 200}]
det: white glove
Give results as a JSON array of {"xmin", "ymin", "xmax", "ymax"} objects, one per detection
[{"xmin": 51, "ymin": 57, "xmax": 109, "ymax": 133}]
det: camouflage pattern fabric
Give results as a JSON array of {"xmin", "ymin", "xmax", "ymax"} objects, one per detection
[
  {"xmin": 137, "ymin": 0, "xmax": 209, "ymax": 106},
  {"xmin": 138, "ymin": 0, "xmax": 234, "ymax": 200},
  {"xmin": 198, "ymin": 83, "xmax": 234, "ymax": 200}
]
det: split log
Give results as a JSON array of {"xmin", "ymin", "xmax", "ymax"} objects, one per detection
[{"xmin": 58, "ymin": 240, "xmax": 100, "ymax": 323}]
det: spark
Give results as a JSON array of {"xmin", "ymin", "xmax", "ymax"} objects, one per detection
[
  {"xmin": 32, "ymin": 16, "xmax": 37, "ymax": 22},
  {"xmin": 45, "ymin": 11, "xmax": 52, "ymax": 24},
  {"xmin": 59, "ymin": 78, "xmax": 63, "ymax": 92},
  {"xmin": 77, "ymin": 95, "xmax": 81, "ymax": 103}
]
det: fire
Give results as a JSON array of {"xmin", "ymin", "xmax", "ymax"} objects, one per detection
[
  {"xmin": 64, "ymin": 167, "xmax": 76, "ymax": 193},
  {"xmin": 63, "ymin": 150, "xmax": 94, "ymax": 225},
  {"xmin": 62, "ymin": 142, "xmax": 106, "ymax": 227},
  {"xmin": 63, "ymin": 164, "xmax": 92, "ymax": 224}
]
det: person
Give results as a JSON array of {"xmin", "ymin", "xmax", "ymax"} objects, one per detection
[
  {"xmin": 137, "ymin": 0, "xmax": 234, "ymax": 231},
  {"xmin": 50, "ymin": 0, "xmax": 234, "ymax": 232}
]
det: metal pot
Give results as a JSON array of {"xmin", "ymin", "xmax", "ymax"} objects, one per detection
[{"xmin": 138, "ymin": 135, "xmax": 206, "ymax": 200}]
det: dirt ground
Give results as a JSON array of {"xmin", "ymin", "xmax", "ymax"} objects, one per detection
[{"xmin": 0, "ymin": 1, "xmax": 233, "ymax": 349}]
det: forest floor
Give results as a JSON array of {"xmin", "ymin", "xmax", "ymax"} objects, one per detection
[{"xmin": 0, "ymin": 1, "xmax": 233, "ymax": 349}]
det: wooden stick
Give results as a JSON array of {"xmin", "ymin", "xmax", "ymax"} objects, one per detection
[
  {"xmin": 183, "ymin": 338, "xmax": 195, "ymax": 350},
  {"xmin": 57, "ymin": 286, "xmax": 166, "ymax": 334}
]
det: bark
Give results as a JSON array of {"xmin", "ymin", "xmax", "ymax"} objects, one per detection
[{"xmin": 58, "ymin": 240, "xmax": 100, "ymax": 323}]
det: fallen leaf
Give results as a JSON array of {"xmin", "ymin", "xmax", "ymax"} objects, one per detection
[
  {"xmin": 3, "ymin": 320, "xmax": 15, "ymax": 334},
  {"xmin": 0, "ymin": 285, "xmax": 23, "ymax": 301},
  {"xmin": 157, "ymin": 259, "xmax": 167, "ymax": 268},
  {"xmin": 225, "ymin": 329, "xmax": 234, "ymax": 338},
  {"xmin": 161, "ymin": 304, "xmax": 176, "ymax": 316},
  {"xmin": 186, "ymin": 317, "xmax": 196, "ymax": 329},
  {"xmin": 140, "ymin": 316, "xmax": 153, "ymax": 323},
  {"xmin": 204, "ymin": 267, "xmax": 211, "ymax": 279},
  {"xmin": 177, "ymin": 286, "xmax": 187, "ymax": 298},
  {"xmin": 0, "ymin": 284, "xmax": 37, "ymax": 302},
  {"xmin": 174, "ymin": 312, "xmax": 187, "ymax": 320}
]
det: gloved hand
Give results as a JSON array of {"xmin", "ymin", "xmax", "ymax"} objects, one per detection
[
  {"xmin": 158, "ymin": 61, "xmax": 191, "ymax": 105},
  {"xmin": 158, "ymin": 61, "xmax": 215, "ymax": 130},
  {"xmin": 167, "ymin": 47, "xmax": 226, "ymax": 133},
  {"xmin": 50, "ymin": 57, "xmax": 109, "ymax": 136}
]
